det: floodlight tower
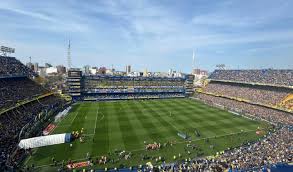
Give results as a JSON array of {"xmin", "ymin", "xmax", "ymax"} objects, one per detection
[
  {"xmin": 191, "ymin": 50, "xmax": 196, "ymax": 74},
  {"xmin": 1, "ymin": 46, "xmax": 15, "ymax": 56},
  {"xmin": 216, "ymin": 64, "xmax": 226, "ymax": 70},
  {"xmin": 67, "ymin": 40, "xmax": 72, "ymax": 69},
  {"xmin": 192, "ymin": 50, "xmax": 195, "ymax": 69}
]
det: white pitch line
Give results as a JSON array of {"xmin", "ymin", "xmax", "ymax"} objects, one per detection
[
  {"xmin": 99, "ymin": 114, "xmax": 104, "ymax": 121},
  {"xmin": 70, "ymin": 111, "xmax": 79, "ymax": 124},
  {"xmin": 93, "ymin": 105, "xmax": 99, "ymax": 134}
]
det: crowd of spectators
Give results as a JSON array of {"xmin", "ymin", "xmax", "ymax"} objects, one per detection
[
  {"xmin": 284, "ymin": 99, "xmax": 293, "ymax": 110},
  {"xmin": 280, "ymin": 96, "xmax": 293, "ymax": 111},
  {"xmin": 85, "ymin": 76, "xmax": 185, "ymax": 88},
  {"xmin": 0, "ymin": 77, "xmax": 48, "ymax": 110},
  {"xmin": 214, "ymin": 126, "xmax": 292, "ymax": 170},
  {"xmin": 0, "ymin": 56, "xmax": 35, "ymax": 77},
  {"xmin": 209, "ymin": 69, "xmax": 293, "ymax": 86},
  {"xmin": 86, "ymin": 87, "xmax": 185, "ymax": 94},
  {"xmin": 197, "ymin": 94, "xmax": 293, "ymax": 125},
  {"xmin": 85, "ymin": 79, "xmax": 185, "ymax": 96},
  {"xmin": 204, "ymin": 81, "xmax": 291, "ymax": 107},
  {"xmin": 0, "ymin": 55, "xmax": 66, "ymax": 170},
  {"xmin": 1, "ymin": 95, "xmax": 65, "ymax": 169}
]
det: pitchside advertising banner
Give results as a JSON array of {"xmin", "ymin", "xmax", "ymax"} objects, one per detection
[{"xmin": 42, "ymin": 124, "xmax": 56, "ymax": 135}]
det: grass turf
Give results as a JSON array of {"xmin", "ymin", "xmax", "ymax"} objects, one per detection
[{"xmin": 25, "ymin": 98, "xmax": 269, "ymax": 170}]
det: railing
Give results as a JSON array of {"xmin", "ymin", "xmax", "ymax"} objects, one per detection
[{"xmin": 0, "ymin": 92, "xmax": 54, "ymax": 116}]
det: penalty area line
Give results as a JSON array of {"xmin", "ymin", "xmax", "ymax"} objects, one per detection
[
  {"xmin": 93, "ymin": 105, "xmax": 99, "ymax": 134},
  {"xmin": 70, "ymin": 111, "xmax": 79, "ymax": 124}
]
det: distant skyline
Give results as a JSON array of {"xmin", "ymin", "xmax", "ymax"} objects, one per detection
[{"xmin": 0, "ymin": 0, "xmax": 293, "ymax": 72}]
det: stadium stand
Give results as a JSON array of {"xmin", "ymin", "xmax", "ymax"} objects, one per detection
[
  {"xmin": 0, "ymin": 77, "xmax": 48, "ymax": 110},
  {"xmin": 0, "ymin": 56, "xmax": 66, "ymax": 170},
  {"xmin": 79, "ymin": 75, "xmax": 186, "ymax": 100},
  {"xmin": 283, "ymin": 99, "xmax": 293, "ymax": 110},
  {"xmin": 197, "ymin": 93, "xmax": 293, "ymax": 125},
  {"xmin": 203, "ymin": 81, "xmax": 291, "ymax": 107},
  {"xmin": 0, "ymin": 56, "xmax": 35, "ymax": 77},
  {"xmin": 209, "ymin": 69, "xmax": 293, "ymax": 86},
  {"xmin": 192, "ymin": 69, "xmax": 293, "ymax": 171},
  {"xmin": 279, "ymin": 94, "xmax": 293, "ymax": 111},
  {"xmin": 1, "ymin": 96, "xmax": 64, "ymax": 167}
]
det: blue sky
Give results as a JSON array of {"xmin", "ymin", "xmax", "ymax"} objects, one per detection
[{"xmin": 0, "ymin": 0, "xmax": 293, "ymax": 72}]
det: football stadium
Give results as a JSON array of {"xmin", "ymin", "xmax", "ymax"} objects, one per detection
[
  {"xmin": 0, "ymin": 54, "xmax": 292, "ymax": 172},
  {"xmin": 1, "ymin": 1, "xmax": 293, "ymax": 172}
]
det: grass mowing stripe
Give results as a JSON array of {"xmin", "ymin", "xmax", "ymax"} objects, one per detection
[
  {"xmin": 93, "ymin": 104, "xmax": 99, "ymax": 134},
  {"xmin": 155, "ymin": 100, "xmax": 204, "ymax": 128},
  {"xmin": 25, "ymin": 98, "xmax": 268, "ymax": 170},
  {"xmin": 139, "ymin": 101, "xmax": 182, "ymax": 136},
  {"xmin": 154, "ymin": 100, "xmax": 193, "ymax": 132},
  {"xmin": 71, "ymin": 104, "xmax": 93, "ymax": 158},
  {"xmin": 158, "ymin": 100, "xmax": 228, "ymax": 137},
  {"xmin": 31, "ymin": 128, "xmax": 259, "ymax": 169},
  {"xmin": 115, "ymin": 101, "xmax": 141, "ymax": 150},
  {"xmin": 91, "ymin": 102, "xmax": 109, "ymax": 155},
  {"xmin": 106, "ymin": 103, "xmax": 125, "ymax": 151},
  {"xmin": 130, "ymin": 101, "xmax": 166, "ymax": 142},
  {"xmin": 159, "ymin": 100, "xmax": 246, "ymax": 137}
]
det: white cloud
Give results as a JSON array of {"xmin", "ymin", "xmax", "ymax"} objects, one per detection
[
  {"xmin": 0, "ymin": 0, "xmax": 293, "ymax": 71},
  {"xmin": 0, "ymin": 2, "xmax": 57, "ymax": 22},
  {"xmin": 0, "ymin": 1, "xmax": 91, "ymax": 33}
]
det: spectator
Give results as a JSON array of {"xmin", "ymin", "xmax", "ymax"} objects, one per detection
[
  {"xmin": 209, "ymin": 69, "xmax": 293, "ymax": 86},
  {"xmin": 0, "ymin": 77, "xmax": 48, "ymax": 110},
  {"xmin": 0, "ymin": 56, "xmax": 35, "ymax": 77},
  {"xmin": 203, "ymin": 81, "xmax": 291, "ymax": 107}
]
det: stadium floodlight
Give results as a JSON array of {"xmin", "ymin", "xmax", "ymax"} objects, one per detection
[
  {"xmin": 1, "ymin": 46, "xmax": 15, "ymax": 56},
  {"xmin": 216, "ymin": 64, "xmax": 226, "ymax": 70}
]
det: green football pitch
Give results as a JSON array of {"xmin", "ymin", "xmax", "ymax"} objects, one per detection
[{"xmin": 25, "ymin": 98, "xmax": 269, "ymax": 170}]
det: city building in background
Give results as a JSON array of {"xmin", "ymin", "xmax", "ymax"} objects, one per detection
[
  {"xmin": 126, "ymin": 65, "xmax": 131, "ymax": 74},
  {"xmin": 192, "ymin": 68, "xmax": 208, "ymax": 87}
]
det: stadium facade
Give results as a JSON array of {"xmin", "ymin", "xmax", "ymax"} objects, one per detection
[{"xmin": 67, "ymin": 69, "xmax": 195, "ymax": 101}]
